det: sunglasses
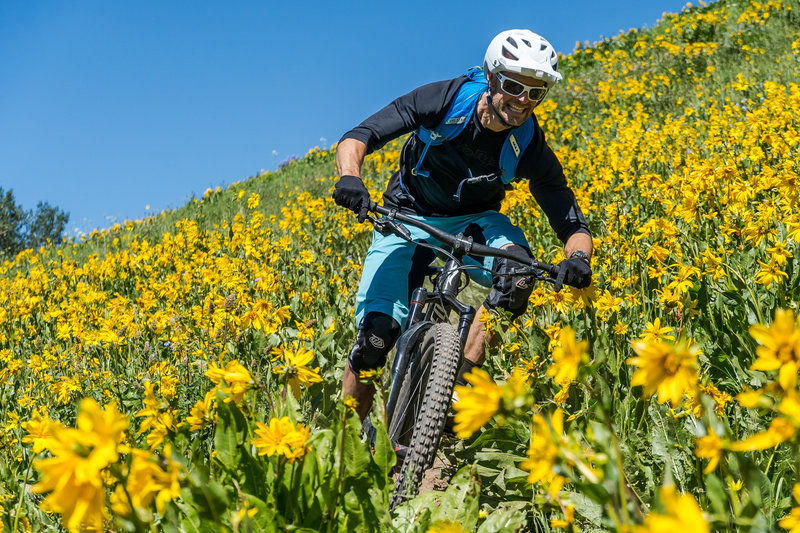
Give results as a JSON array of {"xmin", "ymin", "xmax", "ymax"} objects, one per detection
[{"xmin": 495, "ymin": 72, "xmax": 549, "ymax": 102}]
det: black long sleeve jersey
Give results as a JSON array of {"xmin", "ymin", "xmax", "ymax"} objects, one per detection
[{"xmin": 340, "ymin": 75, "xmax": 590, "ymax": 244}]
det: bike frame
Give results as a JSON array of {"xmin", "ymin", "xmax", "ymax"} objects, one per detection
[
  {"xmin": 371, "ymin": 204, "xmax": 558, "ymax": 437},
  {"xmin": 385, "ymin": 257, "xmax": 475, "ymax": 425}
]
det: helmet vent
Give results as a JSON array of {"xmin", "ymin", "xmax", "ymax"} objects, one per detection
[
  {"xmin": 501, "ymin": 46, "xmax": 518, "ymax": 60},
  {"xmin": 540, "ymin": 43, "xmax": 548, "ymax": 51},
  {"xmin": 506, "ymin": 36, "xmax": 518, "ymax": 48}
]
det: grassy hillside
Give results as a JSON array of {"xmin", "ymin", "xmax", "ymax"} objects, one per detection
[{"xmin": 1, "ymin": 0, "xmax": 799, "ymax": 530}]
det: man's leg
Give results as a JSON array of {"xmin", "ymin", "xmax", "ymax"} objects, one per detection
[
  {"xmin": 457, "ymin": 243, "xmax": 534, "ymax": 384},
  {"xmin": 342, "ymin": 311, "xmax": 401, "ymax": 420},
  {"xmin": 463, "ymin": 304, "xmax": 491, "ymax": 366},
  {"xmin": 343, "ymin": 361, "xmax": 375, "ymax": 420}
]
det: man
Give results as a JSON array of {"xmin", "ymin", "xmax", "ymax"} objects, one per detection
[{"xmin": 333, "ymin": 29, "xmax": 593, "ymax": 419}]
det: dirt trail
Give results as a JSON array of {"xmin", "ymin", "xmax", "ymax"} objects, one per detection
[{"xmin": 418, "ymin": 455, "xmax": 450, "ymax": 494}]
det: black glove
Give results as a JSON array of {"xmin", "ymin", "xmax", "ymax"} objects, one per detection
[
  {"xmin": 553, "ymin": 254, "xmax": 592, "ymax": 292},
  {"xmin": 333, "ymin": 175, "xmax": 371, "ymax": 221}
]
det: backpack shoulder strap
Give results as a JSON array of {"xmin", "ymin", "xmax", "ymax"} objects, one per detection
[
  {"xmin": 413, "ymin": 67, "xmax": 536, "ymax": 182},
  {"xmin": 412, "ymin": 69, "xmax": 487, "ymax": 177},
  {"xmin": 499, "ymin": 116, "xmax": 535, "ymax": 183},
  {"xmin": 418, "ymin": 68, "xmax": 487, "ymax": 144}
]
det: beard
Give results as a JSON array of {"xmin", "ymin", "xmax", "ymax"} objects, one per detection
[{"xmin": 488, "ymin": 80, "xmax": 535, "ymax": 127}]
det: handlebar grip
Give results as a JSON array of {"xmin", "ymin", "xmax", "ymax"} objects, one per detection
[{"xmin": 537, "ymin": 261, "xmax": 559, "ymax": 278}]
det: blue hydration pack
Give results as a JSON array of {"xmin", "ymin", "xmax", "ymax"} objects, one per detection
[{"xmin": 411, "ymin": 67, "xmax": 536, "ymax": 184}]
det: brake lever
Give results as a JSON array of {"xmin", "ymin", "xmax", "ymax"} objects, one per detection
[
  {"xmin": 368, "ymin": 209, "xmax": 411, "ymax": 240},
  {"xmin": 387, "ymin": 218, "xmax": 411, "ymax": 240},
  {"xmin": 507, "ymin": 266, "xmax": 559, "ymax": 286}
]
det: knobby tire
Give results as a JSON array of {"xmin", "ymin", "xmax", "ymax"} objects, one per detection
[{"xmin": 390, "ymin": 323, "xmax": 461, "ymax": 509}]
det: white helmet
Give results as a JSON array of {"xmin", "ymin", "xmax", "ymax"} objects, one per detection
[{"xmin": 484, "ymin": 30, "xmax": 562, "ymax": 86}]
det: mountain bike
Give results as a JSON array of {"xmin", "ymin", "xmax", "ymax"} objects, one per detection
[{"xmin": 359, "ymin": 203, "xmax": 558, "ymax": 508}]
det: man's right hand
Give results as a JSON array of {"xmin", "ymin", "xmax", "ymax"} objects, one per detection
[{"xmin": 333, "ymin": 175, "xmax": 372, "ymax": 220}]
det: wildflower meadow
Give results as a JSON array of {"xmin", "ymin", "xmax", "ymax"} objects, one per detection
[{"xmin": 1, "ymin": 0, "xmax": 799, "ymax": 531}]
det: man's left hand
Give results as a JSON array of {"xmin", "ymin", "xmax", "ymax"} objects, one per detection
[{"xmin": 553, "ymin": 255, "xmax": 592, "ymax": 292}]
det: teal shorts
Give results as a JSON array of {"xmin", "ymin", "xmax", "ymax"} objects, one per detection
[{"xmin": 354, "ymin": 210, "xmax": 529, "ymax": 327}]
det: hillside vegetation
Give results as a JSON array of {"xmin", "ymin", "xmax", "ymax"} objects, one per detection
[{"xmin": 1, "ymin": 0, "xmax": 799, "ymax": 530}]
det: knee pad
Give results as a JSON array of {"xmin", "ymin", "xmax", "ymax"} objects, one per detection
[
  {"xmin": 484, "ymin": 245, "xmax": 534, "ymax": 319},
  {"xmin": 347, "ymin": 312, "xmax": 401, "ymax": 374}
]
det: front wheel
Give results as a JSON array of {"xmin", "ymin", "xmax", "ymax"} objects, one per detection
[{"xmin": 390, "ymin": 322, "xmax": 462, "ymax": 509}]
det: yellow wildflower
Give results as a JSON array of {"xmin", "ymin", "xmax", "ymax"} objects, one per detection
[
  {"xmin": 749, "ymin": 308, "xmax": 800, "ymax": 391},
  {"xmin": 271, "ymin": 342, "xmax": 323, "ymax": 399},
  {"xmin": 694, "ymin": 429, "xmax": 723, "ymax": 474},
  {"xmin": 640, "ymin": 317, "xmax": 675, "ymax": 343},
  {"xmin": 635, "ymin": 486, "xmax": 709, "ymax": 533},
  {"xmin": 426, "ymin": 521, "xmax": 467, "ymax": 533},
  {"xmin": 628, "ymin": 338, "xmax": 700, "ymax": 407},
  {"xmin": 452, "ymin": 367, "xmax": 503, "ymax": 439},
  {"xmin": 22, "ymin": 410, "xmax": 61, "ymax": 454},
  {"xmin": 754, "ymin": 259, "xmax": 788, "ymax": 289},
  {"xmin": 343, "ymin": 395, "xmax": 359, "ymax": 414},
  {"xmin": 205, "ymin": 360, "xmax": 253, "ymax": 404},
  {"xmin": 730, "ymin": 417, "xmax": 795, "ymax": 452},
  {"xmin": 779, "ymin": 483, "xmax": 800, "ymax": 532},
  {"xmin": 251, "ymin": 417, "xmax": 311, "ymax": 462},
  {"xmin": 699, "ymin": 382, "xmax": 732, "ymax": 416},
  {"xmin": 111, "ymin": 446, "xmax": 181, "ymax": 516},
  {"xmin": 551, "ymin": 505, "xmax": 575, "ymax": 529},
  {"xmin": 519, "ymin": 409, "xmax": 566, "ymax": 497},
  {"xmin": 546, "ymin": 326, "xmax": 588, "ymax": 387},
  {"xmin": 32, "ymin": 399, "xmax": 128, "ymax": 531},
  {"xmin": 186, "ymin": 389, "xmax": 216, "ymax": 431}
]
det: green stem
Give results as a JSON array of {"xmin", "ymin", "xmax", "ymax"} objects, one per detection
[
  {"xmin": 636, "ymin": 398, "xmax": 650, "ymax": 431},
  {"xmin": 610, "ymin": 427, "xmax": 632, "ymax": 528},
  {"xmin": 329, "ymin": 406, "xmax": 348, "ymax": 532},
  {"xmin": 593, "ymin": 386, "xmax": 633, "ymax": 529},
  {"xmin": 283, "ymin": 460, "xmax": 293, "ymax": 519},
  {"xmin": 288, "ymin": 458, "xmax": 303, "ymax": 523},
  {"xmin": 724, "ymin": 262, "xmax": 764, "ymax": 325},
  {"xmin": 12, "ymin": 455, "xmax": 33, "ymax": 533}
]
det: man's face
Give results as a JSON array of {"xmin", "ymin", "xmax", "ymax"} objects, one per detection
[{"xmin": 488, "ymin": 71, "xmax": 548, "ymax": 127}]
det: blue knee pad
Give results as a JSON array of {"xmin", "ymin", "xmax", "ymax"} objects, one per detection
[
  {"xmin": 347, "ymin": 312, "xmax": 401, "ymax": 373},
  {"xmin": 484, "ymin": 245, "xmax": 535, "ymax": 319}
]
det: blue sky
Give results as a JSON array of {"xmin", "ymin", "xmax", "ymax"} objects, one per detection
[{"xmin": 1, "ymin": 0, "xmax": 691, "ymax": 235}]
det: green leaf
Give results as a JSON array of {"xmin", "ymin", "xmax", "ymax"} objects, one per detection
[
  {"xmin": 214, "ymin": 395, "xmax": 248, "ymax": 467},
  {"xmin": 371, "ymin": 415, "xmax": 397, "ymax": 480},
  {"xmin": 189, "ymin": 478, "xmax": 231, "ymax": 524},
  {"xmin": 476, "ymin": 501, "xmax": 529, "ymax": 533},
  {"xmin": 570, "ymin": 480, "xmax": 612, "ymax": 507},
  {"xmin": 401, "ymin": 466, "xmax": 481, "ymax": 530},
  {"xmin": 567, "ymin": 491, "xmax": 605, "ymax": 526},
  {"xmin": 342, "ymin": 415, "xmax": 370, "ymax": 478},
  {"xmin": 173, "ymin": 498, "xmax": 223, "ymax": 533},
  {"xmin": 242, "ymin": 495, "xmax": 278, "ymax": 533},
  {"xmin": 703, "ymin": 473, "xmax": 729, "ymax": 518},
  {"xmin": 238, "ymin": 448, "xmax": 267, "ymax": 498}
]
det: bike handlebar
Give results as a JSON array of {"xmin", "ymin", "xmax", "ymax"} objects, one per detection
[{"xmin": 367, "ymin": 202, "xmax": 560, "ymax": 278}]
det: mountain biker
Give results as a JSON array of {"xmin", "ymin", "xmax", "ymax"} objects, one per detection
[{"xmin": 333, "ymin": 29, "xmax": 593, "ymax": 419}]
